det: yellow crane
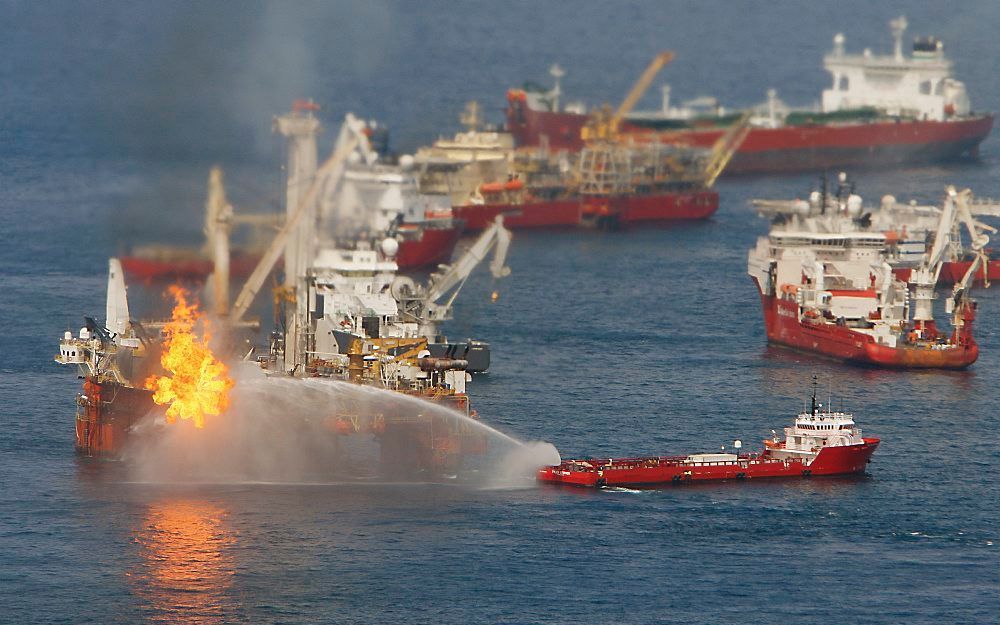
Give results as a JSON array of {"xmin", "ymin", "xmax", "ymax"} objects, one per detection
[
  {"xmin": 701, "ymin": 111, "xmax": 753, "ymax": 187},
  {"xmin": 582, "ymin": 51, "xmax": 674, "ymax": 143}
]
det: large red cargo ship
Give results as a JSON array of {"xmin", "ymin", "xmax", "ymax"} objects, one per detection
[
  {"xmin": 538, "ymin": 382, "xmax": 879, "ymax": 488},
  {"xmin": 508, "ymin": 104, "xmax": 992, "ymax": 175},
  {"xmin": 506, "ymin": 18, "xmax": 992, "ymax": 174}
]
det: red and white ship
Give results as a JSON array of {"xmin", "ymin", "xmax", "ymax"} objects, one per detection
[
  {"xmin": 322, "ymin": 111, "xmax": 462, "ymax": 267},
  {"xmin": 506, "ymin": 17, "xmax": 992, "ymax": 174},
  {"xmin": 538, "ymin": 381, "xmax": 879, "ymax": 488},
  {"xmin": 748, "ymin": 185, "xmax": 989, "ymax": 368},
  {"xmin": 416, "ymin": 102, "xmax": 745, "ymax": 231}
]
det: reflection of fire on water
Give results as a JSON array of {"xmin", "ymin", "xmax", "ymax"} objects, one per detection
[
  {"xmin": 130, "ymin": 500, "xmax": 238, "ymax": 624},
  {"xmin": 145, "ymin": 286, "xmax": 234, "ymax": 428}
]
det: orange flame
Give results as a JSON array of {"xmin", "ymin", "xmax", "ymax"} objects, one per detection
[{"xmin": 145, "ymin": 286, "xmax": 234, "ymax": 428}]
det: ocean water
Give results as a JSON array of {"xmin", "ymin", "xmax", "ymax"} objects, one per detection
[{"xmin": 2, "ymin": 1, "xmax": 998, "ymax": 623}]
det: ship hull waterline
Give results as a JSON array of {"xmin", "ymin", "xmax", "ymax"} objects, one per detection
[{"xmin": 507, "ymin": 105, "xmax": 994, "ymax": 175}]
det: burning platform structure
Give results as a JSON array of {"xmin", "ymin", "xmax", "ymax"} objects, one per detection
[{"xmin": 57, "ymin": 104, "xmax": 514, "ymax": 473}]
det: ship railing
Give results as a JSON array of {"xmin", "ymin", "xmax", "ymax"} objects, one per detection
[{"xmin": 571, "ymin": 454, "xmax": 778, "ymax": 471}]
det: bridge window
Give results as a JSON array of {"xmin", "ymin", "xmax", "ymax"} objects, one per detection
[
  {"xmin": 919, "ymin": 80, "xmax": 932, "ymax": 95},
  {"xmin": 935, "ymin": 80, "xmax": 944, "ymax": 95},
  {"xmin": 839, "ymin": 76, "xmax": 849, "ymax": 91}
]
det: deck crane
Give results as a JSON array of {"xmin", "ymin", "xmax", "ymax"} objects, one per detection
[
  {"xmin": 392, "ymin": 216, "xmax": 512, "ymax": 340},
  {"xmin": 701, "ymin": 111, "xmax": 752, "ymax": 187},
  {"xmin": 948, "ymin": 191, "xmax": 999, "ymax": 314},
  {"xmin": 335, "ymin": 112, "xmax": 379, "ymax": 167},
  {"xmin": 581, "ymin": 51, "xmax": 674, "ymax": 142},
  {"xmin": 908, "ymin": 187, "xmax": 991, "ymax": 334}
]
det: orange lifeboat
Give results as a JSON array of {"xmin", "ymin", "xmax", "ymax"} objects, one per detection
[
  {"xmin": 479, "ymin": 182, "xmax": 505, "ymax": 195},
  {"xmin": 506, "ymin": 89, "xmax": 528, "ymax": 103},
  {"xmin": 503, "ymin": 178, "xmax": 524, "ymax": 192},
  {"xmin": 424, "ymin": 208, "xmax": 453, "ymax": 220}
]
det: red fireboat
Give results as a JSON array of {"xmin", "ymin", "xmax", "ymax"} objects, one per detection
[{"xmin": 537, "ymin": 382, "xmax": 879, "ymax": 488}]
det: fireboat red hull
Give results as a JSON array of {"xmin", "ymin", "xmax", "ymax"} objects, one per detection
[
  {"xmin": 453, "ymin": 191, "xmax": 718, "ymax": 231},
  {"xmin": 506, "ymin": 103, "xmax": 994, "ymax": 175},
  {"xmin": 756, "ymin": 284, "xmax": 978, "ymax": 369},
  {"xmin": 538, "ymin": 439, "xmax": 880, "ymax": 488}
]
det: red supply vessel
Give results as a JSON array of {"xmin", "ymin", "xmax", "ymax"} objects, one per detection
[
  {"xmin": 417, "ymin": 102, "xmax": 746, "ymax": 231},
  {"xmin": 538, "ymin": 381, "xmax": 879, "ymax": 488},
  {"xmin": 747, "ymin": 185, "xmax": 988, "ymax": 369}
]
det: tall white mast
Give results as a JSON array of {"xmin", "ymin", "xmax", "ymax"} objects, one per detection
[{"xmin": 273, "ymin": 100, "xmax": 322, "ymax": 369}]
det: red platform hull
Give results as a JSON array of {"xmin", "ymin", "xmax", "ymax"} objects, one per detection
[
  {"xmin": 73, "ymin": 378, "xmax": 483, "ymax": 467},
  {"xmin": 75, "ymin": 379, "xmax": 156, "ymax": 458},
  {"xmin": 506, "ymin": 104, "xmax": 994, "ymax": 174},
  {"xmin": 538, "ymin": 439, "xmax": 880, "ymax": 488},
  {"xmin": 755, "ymin": 283, "xmax": 978, "ymax": 369},
  {"xmin": 453, "ymin": 191, "xmax": 718, "ymax": 231}
]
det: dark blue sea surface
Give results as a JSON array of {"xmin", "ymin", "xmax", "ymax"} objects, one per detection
[{"xmin": 1, "ymin": 1, "xmax": 998, "ymax": 623}]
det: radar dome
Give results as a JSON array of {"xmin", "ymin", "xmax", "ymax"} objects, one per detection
[
  {"xmin": 846, "ymin": 194, "xmax": 863, "ymax": 216},
  {"xmin": 809, "ymin": 190, "xmax": 822, "ymax": 210},
  {"xmin": 347, "ymin": 151, "xmax": 362, "ymax": 165},
  {"xmin": 792, "ymin": 199, "xmax": 811, "ymax": 216},
  {"xmin": 399, "ymin": 154, "xmax": 415, "ymax": 170},
  {"xmin": 380, "ymin": 237, "xmax": 399, "ymax": 258},
  {"xmin": 881, "ymin": 195, "xmax": 897, "ymax": 210}
]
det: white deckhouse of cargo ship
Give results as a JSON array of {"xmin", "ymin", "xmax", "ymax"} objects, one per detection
[{"xmin": 822, "ymin": 16, "xmax": 971, "ymax": 121}]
